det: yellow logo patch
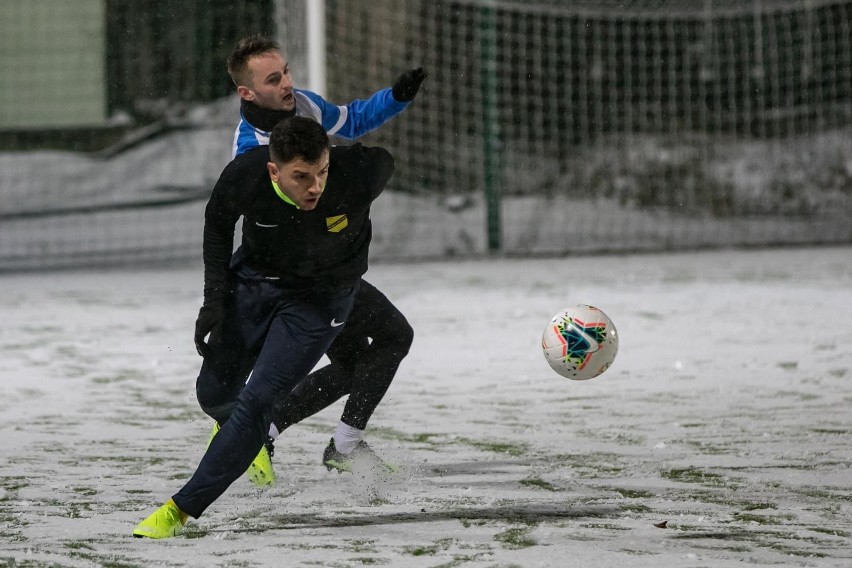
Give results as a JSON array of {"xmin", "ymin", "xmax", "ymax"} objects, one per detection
[{"xmin": 326, "ymin": 214, "xmax": 348, "ymax": 233}]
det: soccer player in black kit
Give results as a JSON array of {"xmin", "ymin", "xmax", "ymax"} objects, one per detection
[
  {"xmin": 133, "ymin": 117, "xmax": 395, "ymax": 539},
  {"xmin": 201, "ymin": 36, "xmax": 424, "ymax": 488}
]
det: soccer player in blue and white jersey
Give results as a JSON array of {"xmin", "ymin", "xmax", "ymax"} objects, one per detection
[{"xmin": 227, "ymin": 34, "xmax": 426, "ymax": 157}]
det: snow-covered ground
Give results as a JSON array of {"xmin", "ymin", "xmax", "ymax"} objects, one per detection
[{"xmin": 1, "ymin": 246, "xmax": 850, "ymax": 567}]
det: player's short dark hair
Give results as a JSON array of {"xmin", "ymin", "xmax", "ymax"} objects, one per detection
[
  {"xmin": 227, "ymin": 34, "xmax": 280, "ymax": 86},
  {"xmin": 269, "ymin": 117, "xmax": 330, "ymax": 166}
]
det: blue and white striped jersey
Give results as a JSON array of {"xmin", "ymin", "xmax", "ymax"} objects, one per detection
[{"xmin": 232, "ymin": 87, "xmax": 409, "ymax": 157}]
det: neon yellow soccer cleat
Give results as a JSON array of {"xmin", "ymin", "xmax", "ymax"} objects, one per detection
[
  {"xmin": 132, "ymin": 499, "xmax": 186, "ymax": 539},
  {"xmin": 247, "ymin": 437, "xmax": 276, "ymax": 487},
  {"xmin": 209, "ymin": 422, "xmax": 276, "ymax": 487}
]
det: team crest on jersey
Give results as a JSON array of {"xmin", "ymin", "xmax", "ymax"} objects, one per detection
[{"xmin": 326, "ymin": 214, "xmax": 348, "ymax": 233}]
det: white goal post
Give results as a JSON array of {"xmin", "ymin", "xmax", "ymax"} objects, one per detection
[{"xmin": 273, "ymin": 0, "xmax": 327, "ymax": 97}]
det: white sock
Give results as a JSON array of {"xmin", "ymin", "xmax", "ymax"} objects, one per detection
[
  {"xmin": 333, "ymin": 421, "xmax": 364, "ymax": 455},
  {"xmin": 268, "ymin": 423, "xmax": 280, "ymax": 440}
]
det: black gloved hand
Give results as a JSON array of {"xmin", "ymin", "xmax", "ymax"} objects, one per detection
[
  {"xmin": 392, "ymin": 67, "xmax": 427, "ymax": 102},
  {"xmin": 194, "ymin": 302, "xmax": 225, "ymax": 357}
]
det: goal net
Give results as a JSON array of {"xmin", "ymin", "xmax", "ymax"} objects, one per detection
[
  {"xmin": 0, "ymin": 0, "xmax": 850, "ymax": 270},
  {"xmin": 324, "ymin": 0, "xmax": 852, "ymax": 255}
]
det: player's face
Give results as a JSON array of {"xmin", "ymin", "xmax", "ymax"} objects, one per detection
[
  {"xmin": 240, "ymin": 51, "xmax": 295, "ymax": 111},
  {"xmin": 267, "ymin": 151, "xmax": 331, "ymax": 211}
]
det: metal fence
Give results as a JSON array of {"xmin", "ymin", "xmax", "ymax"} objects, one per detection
[{"xmin": 1, "ymin": 0, "xmax": 850, "ymax": 270}]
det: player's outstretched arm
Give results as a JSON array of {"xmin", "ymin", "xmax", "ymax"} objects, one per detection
[{"xmin": 302, "ymin": 68, "xmax": 427, "ymax": 140}]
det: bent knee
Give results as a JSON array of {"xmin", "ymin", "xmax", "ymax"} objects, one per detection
[
  {"xmin": 196, "ymin": 363, "xmax": 250, "ymax": 422},
  {"xmin": 399, "ymin": 319, "xmax": 414, "ymax": 353},
  {"xmin": 196, "ymin": 380, "xmax": 237, "ymax": 420},
  {"xmin": 382, "ymin": 317, "xmax": 413, "ymax": 357}
]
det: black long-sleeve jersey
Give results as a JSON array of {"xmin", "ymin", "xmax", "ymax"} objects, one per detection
[{"xmin": 202, "ymin": 143, "xmax": 394, "ymax": 300}]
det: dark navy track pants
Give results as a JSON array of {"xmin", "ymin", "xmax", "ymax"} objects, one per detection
[
  {"xmin": 196, "ymin": 279, "xmax": 413, "ymax": 433},
  {"xmin": 173, "ymin": 265, "xmax": 357, "ymax": 518}
]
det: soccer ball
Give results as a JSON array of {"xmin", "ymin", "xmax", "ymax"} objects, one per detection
[{"xmin": 542, "ymin": 304, "xmax": 618, "ymax": 380}]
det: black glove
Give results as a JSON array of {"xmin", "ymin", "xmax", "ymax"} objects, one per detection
[
  {"xmin": 392, "ymin": 67, "xmax": 427, "ymax": 102},
  {"xmin": 194, "ymin": 302, "xmax": 225, "ymax": 358}
]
